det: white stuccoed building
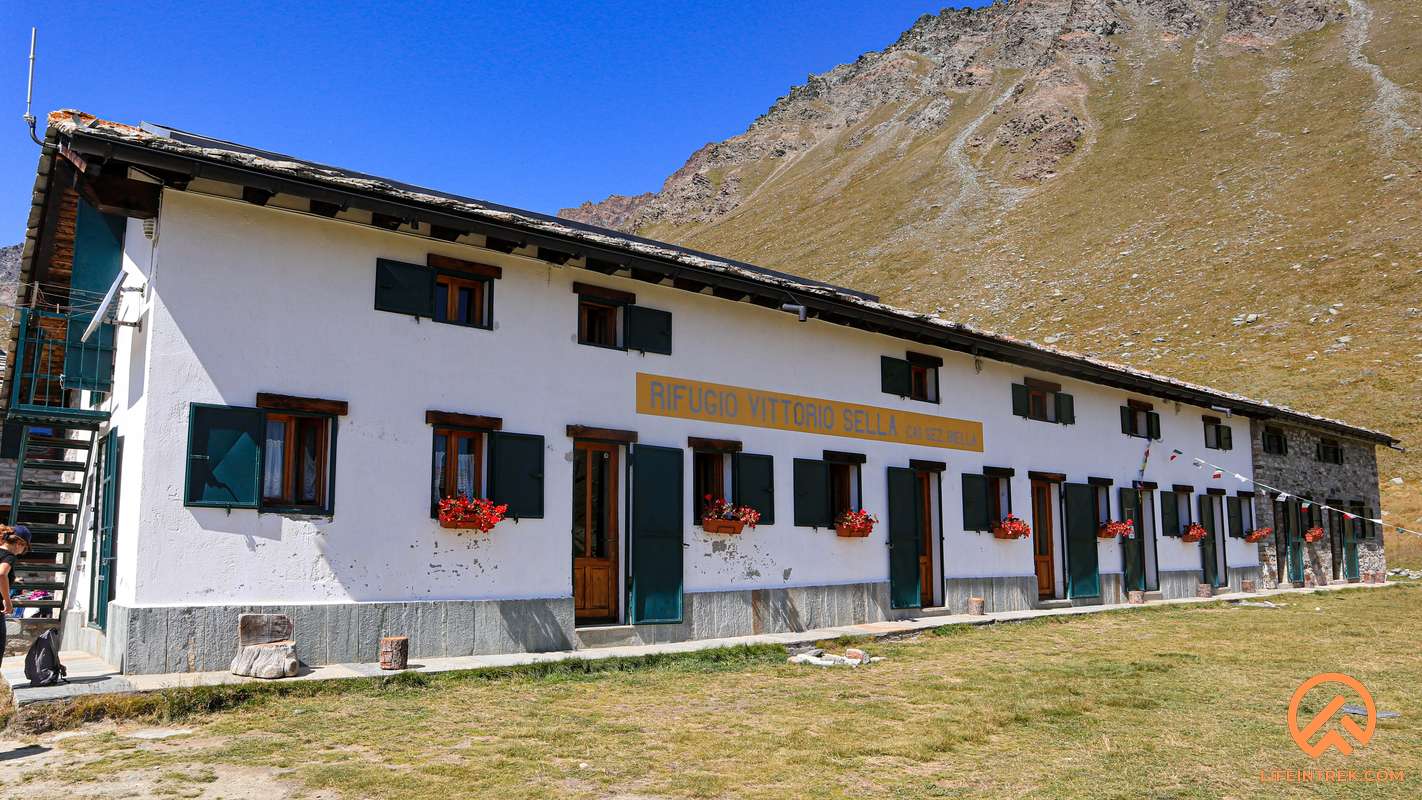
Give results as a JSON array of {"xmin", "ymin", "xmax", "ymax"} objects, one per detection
[{"xmin": 3, "ymin": 111, "xmax": 1394, "ymax": 674}]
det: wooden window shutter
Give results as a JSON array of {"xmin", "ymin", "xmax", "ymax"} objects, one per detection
[
  {"xmin": 880, "ymin": 356, "xmax": 912, "ymax": 397},
  {"xmin": 1226, "ymin": 495, "xmax": 1243, "ymax": 538},
  {"xmin": 1055, "ymin": 392, "xmax": 1075, "ymax": 425},
  {"xmin": 184, "ymin": 404, "xmax": 264, "ymax": 509},
  {"xmin": 1161, "ymin": 492, "xmax": 1180, "ymax": 536},
  {"xmin": 1120, "ymin": 406, "xmax": 1132, "ymax": 435},
  {"xmin": 961, "ymin": 473, "xmax": 990, "ymax": 531},
  {"xmin": 374, "ymin": 259, "xmax": 435, "ymax": 317},
  {"xmin": 732, "ymin": 453, "xmax": 774, "ymax": 525},
  {"xmin": 1011, "ymin": 383, "xmax": 1030, "ymax": 418},
  {"xmin": 1146, "ymin": 411, "xmax": 1162, "ymax": 440},
  {"xmin": 1219, "ymin": 425, "xmax": 1233, "ymax": 450},
  {"xmin": 792, "ymin": 458, "xmax": 831, "ymax": 527},
  {"xmin": 487, "ymin": 432, "xmax": 545, "ymax": 519},
  {"xmin": 1198, "ymin": 494, "xmax": 1215, "ymax": 536},
  {"xmin": 624, "ymin": 305, "xmax": 673, "ymax": 355},
  {"xmin": 1118, "ymin": 487, "xmax": 1138, "ymax": 527}
]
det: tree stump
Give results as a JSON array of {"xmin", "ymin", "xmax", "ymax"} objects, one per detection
[
  {"xmin": 1196, "ymin": 583, "xmax": 1213, "ymax": 598},
  {"xmin": 1241, "ymin": 579, "xmax": 1256, "ymax": 593},
  {"xmin": 380, "ymin": 636, "xmax": 409, "ymax": 670},
  {"xmin": 966, "ymin": 597, "xmax": 985, "ymax": 616},
  {"xmin": 1127, "ymin": 590, "xmax": 1145, "ymax": 605},
  {"xmin": 1303, "ymin": 572, "xmax": 1316, "ymax": 588}
]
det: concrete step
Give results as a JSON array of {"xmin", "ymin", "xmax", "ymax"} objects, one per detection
[
  {"xmin": 575, "ymin": 624, "xmax": 641, "ymax": 649},
  {"xmin": 1035, "ymin": 599, "xmax": 1072, "ymax": 610},
  {"xmin": 914, "ymin": 606, "xmax": 959, "ymax": 618},
  {"xmin": 1143, "ymin": 591, "xmax": 1165, "ymax": 602}
]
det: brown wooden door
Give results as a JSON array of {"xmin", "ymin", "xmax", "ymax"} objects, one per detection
[
  {"xmin": 1032, "ymin": 480, "xmax": 1055, "ymax": 599},
  {"xmin": 573, "ymin": 442, "xmax": 619, "ymax": 623},
  {"xmin": 917, "ymin": 472, "xmax": 935, "ymax": 607}
]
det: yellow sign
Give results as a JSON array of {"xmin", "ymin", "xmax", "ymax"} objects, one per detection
[{"xmin": 635, "ymin": 373, "xmax": 983, "ymax": 452}]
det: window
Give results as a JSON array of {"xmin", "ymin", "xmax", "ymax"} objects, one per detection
[
  {"xmin": 1203, "ymin": 417, "xmax": 1233, "ymax": 450},
  {"xmin": 1092, "ymin": 485, "xmax": 1111, "ymax": 526},
  {"xmin": 184, "ymin": 396, "xmax": 345, "ymax": 514},
  {"xmin": 692, "ymin": 450, "xmax": 727, "ymax": 521},
  {"xmin": 792, "ymin": 453, "xmax": 862, "ymax": 527},
  {"xmin": 433, "ymin": 274, "xmax": 489, "ymax": 327},
  {"xmin": 880, "ymin": 352, "xmax": 941, "ymax": 403},
  {"xmin": 263, "ymin": 413, "xmax": 332, "ymax": 510},
  {"xmin": 431, "ymin": 428, "xmax": 485, "ymax": 513},
  {"xmin": 1316, "ymin": 438, "xmax": 1344, "ymax": 465},
  {"xmin": 1120, "ymin": 401, "xmax": 1160, "ymax": 439},
  {"xmin": 1261, "ymin": 426, "xmax": 1288, "ymax": 455},
  {"xmin": 578, "ymin": 298, "xmax": 621, "ymax": 348},
  {"xmin": 1012, "ymin": 378, "xmax": 1074, "ymax": 424},
  {"xmin": 1160, "ymin": 488, "xmax": 1192, "ymax": 536},
  {"xmin": 374, "ymin": 255, "xmax": 500, "ymax": 328},
  {"xmin": 1228, "ymin": 493, "xmax": 1255, "ymax": 538},
  {"xmin": 961, "ymin": 470, "xmax": 1013, "ymax": 531}
]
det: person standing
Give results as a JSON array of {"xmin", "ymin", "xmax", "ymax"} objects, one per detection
[{"xmin": 0, "ymin": 524, "xmax": 33, "ymax": 665}]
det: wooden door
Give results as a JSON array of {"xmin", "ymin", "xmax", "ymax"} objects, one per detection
[
  {"xmin": 917, "ymin": 472, "xmax": 935, "ymax": 607},
  {"xmin": 1031, "ymin": 480, "xmax": 1055, "ymax": 598},
  {"xmin": 572, "ymin": 442, "xmax": 619, "ymax": 623}
]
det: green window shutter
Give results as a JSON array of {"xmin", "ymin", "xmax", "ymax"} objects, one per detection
[
  {"xmin": 1055, "ymin": 392, "xmax": 1075, "ymax": 425},
  {"xmin": 1120, "ymin": 406, "xmax": 1132, "ymax": 435},
  {"xmin": 1198, "ymin": 495, "xmax": 1215, "ymax": 535},
  {"xmin": 1146, "ymin": 411, "xmax": 1161, "ymax": 440},
  {"xmin": 880, "ymin": 356, "xmax": 912, "ymax": 396},
  {"xmin": 1227, "ymin": 495, "xmax": 1244, "ymax": 538},
  {"xmin": 732, "ymin": 453, "xmax": 774, "ymax": 525},
  {"xmin": 185, "ymin": 404, "xmax": 264, "ymax": 509},
  {"xmin": 1118, "ymin": 487, "xmax": 1138, "ymax": 524},
  {"xmin": 1119, "ymin": 488, "xmax": 1144, "ymax": 593},
  {"xmin": 887, "ymin": 467, "xmax": 923, "ymax": 609},
  {"xmin": 488, "ymin": 432, "xmax": 545, "ymax": 519},
  {"xmin": 1064, "ymin": 483, "xmax": 1100, "ymax": 598},
  {"xmin": 1011, "ymin": 383, "xmax": 1029, "ymax": 417},
  {"xmin": 1161, "ymin": 492, "xmax": 1180, "ymax": 536},
  {"xmin": 792, "ymin": 458, "xmax": 831, "ymax": 527},
  {"xmin": 631, "ymin": 444, "xmax": 685, "ymax": 623},
  {"xmin": 1219, "ymin": 425, "xmax": 1233, "ymax": 450},
  {"xmin": 374, "ymin": 258, "xmax": 435, "ymax": 317},
  {"xmin": 625, "ymin": 305, "xmax": 673, "ymax": 354},
  {"xmin": 961, "ymin": 473, "xmax": 989, "ymax": 531}
]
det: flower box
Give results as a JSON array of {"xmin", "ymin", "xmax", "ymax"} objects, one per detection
[
  {"xmin": 437, "ymin": 495, "xmax": 508, "ymax": 533},
  {"xmin": 1180, "ymin": 523, "xmax": 1208, "ymax": 543},
  {"xmin": 1244, "ymin": 527, "xmax": 1272, "ymax": 544},
  {"xmin": 992, "ymin": 514, "xmax": 1031, "ymax": 540},
  {"xmin": 1303, "ymin": 526, "xmax": 1326, "ymax": 543},
  {"xmin": 1099, "ymin": 519, "xmax": 1134, "ymax": 540},
  {"xmin": 702, "ymin": 518, "xmax": 746, "ymax": 535},
  {"xmin": 834, "ymin": 509, "xmax": 877, "ymax": 538}
]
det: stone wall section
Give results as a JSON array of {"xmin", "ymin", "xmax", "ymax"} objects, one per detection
[{"xmin": 1250, "ymin": 420, "xmax": 1384, "ymax": 587}]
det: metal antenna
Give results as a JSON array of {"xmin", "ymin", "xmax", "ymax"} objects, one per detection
[{"xmin": 23, "ymin": 27, "xmax": 44, "ymax": 147}]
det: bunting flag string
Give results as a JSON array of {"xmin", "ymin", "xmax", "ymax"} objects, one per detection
[{"xmin": 1156, "ymin": 441, "xmax": 1422, "ymax": 540}]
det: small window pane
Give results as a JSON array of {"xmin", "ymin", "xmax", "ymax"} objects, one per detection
[
  {"xmin": 571, "ymin": 452, "xmax": 587, "ymax": 557},
  {"xmin": 434, "ymin": 281, "xmax": 450, "ymax": 323},
  {"xmin": 298, "ymin": 419, "xmax": 321, "ymax": 503},
  {"xmin": 263, "ymin": 419, "xmax": 287, "ymax": 499},
  {"xmin": 456, "ymin": 435, "xmax": 477, "ymax": 498},
  {"xmin": 433, "ymin": 434, "xmax": 448, "ymax": 506}
]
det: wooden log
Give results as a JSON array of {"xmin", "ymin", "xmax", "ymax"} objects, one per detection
[
  {"xmin": 966, "ymin": 597, "xmax": 985, "ymax": 616},
  {"xmin": 380, "ymin": 635, "xmax": 410, "ymax": 671}
]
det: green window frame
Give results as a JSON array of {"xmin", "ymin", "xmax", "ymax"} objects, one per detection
[{"xmin": 184, "ymin": 403, "xmax": 338, "ymax": 514}]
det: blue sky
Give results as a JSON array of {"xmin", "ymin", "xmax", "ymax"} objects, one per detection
[{"xmin": 1, "ymin": 1, "xmax": 991, "ymax": 242}]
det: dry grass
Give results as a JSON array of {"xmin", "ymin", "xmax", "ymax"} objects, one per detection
[{"xmin": 3, "ymin": 585, "xmax": 1419, "ymax": 799}]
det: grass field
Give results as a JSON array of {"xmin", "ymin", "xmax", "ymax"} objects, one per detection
[{"xmin": 2, "ymin": 584, "xmax": 1418, "ymax": 799}]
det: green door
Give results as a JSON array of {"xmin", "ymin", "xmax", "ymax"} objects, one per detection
[
  {"xmin": 89, "ymin": 431, "xmax": 122, "ymax": 630},
  {"xmin": 1198, "ymin": 496, "xmax": 1219, "ymax": 587},
  {"xmin": 887, "ymin": 467, "xmax": 922, "ymax": 609},
  {"xmin": 1063, "ymin": 483, "xmax": 1100, "ymax": 598},
  {"xmin": 1286, "ymin": 502, "xmax": 1305, "ymax": 583},
  {"xmin": 630, "ymin": 444, "xmax": 684, "ymax": 623},
  {"xmin": 1343, "ymin": 519, "xmax": 1361, "ymax": 581},
  {"xmin": 1119, "ymin": 488, "xmax": 1145, "ymax": 593}
]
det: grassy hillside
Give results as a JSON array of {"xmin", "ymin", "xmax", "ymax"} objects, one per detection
[{"xmin": 617, "ymin": 1, "xmax": 1422, "ymax": 564}]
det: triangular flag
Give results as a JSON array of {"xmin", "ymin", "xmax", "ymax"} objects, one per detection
[
  {"xmin": 1301, "ymin": 501, "xmax": 1311, "ymax": 510},
  {"xmin": 1343, "ymin": 512, "xmax": 1355, "ymax": 520},
  {"xmin": 1211, "ymin": 469, "xmax": 1223, "ymax": 479},
  {"xmin": 1234, "ymin": 473, "xmax": 1249, "ymax": 482},
  {"xmin": 1277, "ymin": 492, "xmax": 1290, "ymax": 502},
  {"xmin": 1192, "ymin": 458, "xmax": 1203, "ymax": 469},
  {"xmin": 1169, "ymin": 449, "xmax": 1182, "ymax": 461}
]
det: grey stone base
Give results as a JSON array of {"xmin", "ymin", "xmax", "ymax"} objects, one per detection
[
  {"xmin": 1159, "ymin": 569, "xmax": 1205, "ymax": 600},
  {"xmin": 942, "ymin": 576, "xmax": 1037, "ymax": 614},
  {"xmin": 107, "ymin": 597, "xmax": 576, "ymax": 675},
  {"xmin": 1099, "ymin": 573, "xmax": 1125, "ymax": 605}
]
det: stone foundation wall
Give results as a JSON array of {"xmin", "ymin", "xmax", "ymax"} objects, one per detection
[
  {"xmin": 1251, "ymin": 420, "xmax": 1385, "ymax": 588},
  {"xmin": 95, "ymin": 581, "xmax": 898, "ymax": 675},
  {"xmin": 942, "ymin": 576, "xmax": 1038, "ymax": 614}
]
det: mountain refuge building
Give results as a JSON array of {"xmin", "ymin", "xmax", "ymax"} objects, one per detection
[{"xmin": 3, "ymin": 111, "xmax": 1394, "ymax": 674}]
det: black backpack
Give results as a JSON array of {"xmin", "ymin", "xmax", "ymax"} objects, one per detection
[{"xmin": 24, "ymin": 628, "xmax": 67, "ymax": 687}]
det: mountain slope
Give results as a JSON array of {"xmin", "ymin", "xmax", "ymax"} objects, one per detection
[{"xmin": 562, "ymin": 0, "xmax": 1422, "ymax": 561}]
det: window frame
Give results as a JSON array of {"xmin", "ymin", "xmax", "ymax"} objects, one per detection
[
  {"xmin": 1121, "ymin": 401, "xmax": 1159, "ymax": 439},
  {"xmin": 692, "ymin": 450, "xmax": 728, "ymax": 522},
  {"xmin": 1092, "ymin": 485, "xmax": 1111, "ymax": 526},
  {"xmin": 431, "ymin": 426, "xmax": 488, "ymax": 517},
  {"xmin": 987, "ymin": 475, "xmax": 1012, "ymax": 523},
  {"xmin": 1203, "ymin": 416, "xmax": 1232, "ymax": 450},
  {"xmin": 260, "ymin": 410, "xmax": 337, "ymax": 515},
  {"xmin": 1316, "ymin": 438, "xmax": 1344, "ymax": 465},
  {"xmin": 577, "ymin": 297, "xmax": 624, "ymax": 349},
  {"xmin": 1262, "ymin": 426, "xmax": 1288, "ymax": 455},
  {"xmin": 433, "ymin": 272, "xmax": 492, "ymax": 329},
  {"xmin": 909, "ymin": 363, "xmax": 938, "ymax": 403},
  {"xmin": 828, "ymin": 461, "xmax": 862, "ymax": 518}
]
